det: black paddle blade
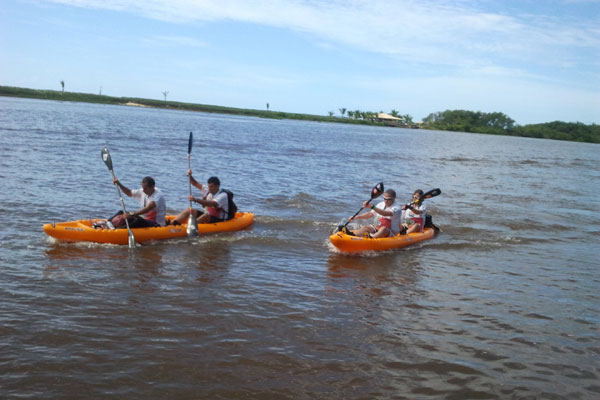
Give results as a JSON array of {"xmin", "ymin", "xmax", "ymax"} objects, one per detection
[
  {"xmin": 101, "ymin": 146, "xmax": 113, "ymax": 171},
  {"xmin": 371, "ymin": 182, "xmax": 384, "ymax": 199},
  {"xmin": 423, "ymin": 188, "xmax": 442, "ymax": 199},
  {"xmin": 409, "ymin": 188, "xmax": 442, "ymax": 206},
  {"xmin": 188, "ymin": 131, "xmax": 193, "ymax": 154}
]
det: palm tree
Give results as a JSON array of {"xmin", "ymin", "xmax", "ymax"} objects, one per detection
[
  {"xmin": 162, "ymin": 91, "xmax": 169, "ymax": 101},
  {"xmin": 60, "ymin": 80, "xmax": 64, "ymax": 92},
  {"xmin": 390, "ymin": 109, "xmax": 399, "ymax": 117},
  {"xmin": 328, "ymin": 111, "xmax": 334, "ymax": 117},
  {"xmin": 347, "ymin": 111, "xmax": 354, "ymax": 119},
  {"xmin": 403, "ymin": 114, "xmax": 414, "ymax": 124},
  {"xmin": 339, "ymin": 108, "xmax": 346, "ymax": 118},
  {"xmin": 266, "ymin": 102, "xmax": 270, "ymax": 111}
]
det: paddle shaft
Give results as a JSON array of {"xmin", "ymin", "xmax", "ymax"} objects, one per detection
[
  {"xmin": 185, "ymin": 132, "xmax": 200, "ymax": 237},
  {"xmin": 339, "ymin": 182, "xmax": 384, "ymax": 230},
  {"xmin": 187, "ymin": 131, "xmax": 194, "ymax": 209},
  {"xmin": 188, "ymin": 154, "xmax": 193, "ymax": 208},
  {"xmin": 345, "ymin": 200, "xmax": 374, "ymax": 226},
  {"xmin": 101, "ymin": 146, "xmax": 135, "ymax": 248},
  {"xmin": 109, "ymin": 169, "xmax": 134, "ymax": 233}
]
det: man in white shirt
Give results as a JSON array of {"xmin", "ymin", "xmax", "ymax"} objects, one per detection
[
  {"xmin": 170, "ymin": 173, "xmax": 229, "ymax": 225},
  {"xmin": 113, "ymin": 176, "xmax": 166, "ymax": 227},
  {"xmin": 349, "ymin": 189, "xmax": 402, "ymax": 238}
]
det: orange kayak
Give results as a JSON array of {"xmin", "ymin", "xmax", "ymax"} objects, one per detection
[
  {"xmin": 43, "ymin": 212, "xmax": 254, "ymax": 245},
  {"xmin": 329, "ymin": 227, "xmax": 437, "ymax": 253}
]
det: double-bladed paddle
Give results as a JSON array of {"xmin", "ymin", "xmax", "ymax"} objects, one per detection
[
  {"xmin": 101, "ymin": 146, "xmax": 135, "ymax": 248},
  {"xmin": 405, "ymin": 188, "xmax": 442, "ymax": 208},
  {"xmin": 336, "ymin": 182, "xmax": 384, "ymax": 232},
  {"xmin": 186, "ymin": 132, "xmax": 199, "ymax": 237}
]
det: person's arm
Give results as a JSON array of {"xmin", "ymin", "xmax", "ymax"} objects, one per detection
[
  {"xmin": 365, "ymin": 200, "xmax": 393, "ymax": 216},
  {"xmin": 126, "ymin": 201, "xmax": 156, "ymax": 218},
  {"xmin": 406, "ymin": 204, "xmax": 423, "ymax": 215},
  {"xmin": 191, "ymin": 197, "xmax": 218, "ymax": 208},
  {"xmin": 350, "ymin": 210, "xmax": 374, "ymax": 221},
  {"xmin": 191, "ymin": 191, "xmax": 223, "ymax": 208},
  {"xmin": 371, "ymin": 205, "xmax": 393, "ymax": 217},
  {"xmin": 113, "ymin": 177, "xmax": 132, "ymax": 197},
  {"xmin": 187, "ymin": 169, "xmax": 203, "ymax": 191}
]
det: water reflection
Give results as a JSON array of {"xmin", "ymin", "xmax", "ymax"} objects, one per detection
[
  {"xmin": 169, "ymin": 236, "xmax": 234, "ymax": 285},
  {"xmin": 43, "ymin": 241, "xmax": 167, "ymax": 286},
  {"xmin": 196, "ymin": 246, "xmax": 231, "ymax": 288},
  {"xmin": 128, "ymin": 246, "xmax": 165, "ymax": 286},
  {"xmin": 326, "ymin": 251, "xmax": 421, "ymax": 298},
  {"xmin": 43, "ymin": 242, "xmax": 123, "ymax": 274},
  {"xmin": 326, "ymin": 250, "xmax": 421, "ymax": 276}
]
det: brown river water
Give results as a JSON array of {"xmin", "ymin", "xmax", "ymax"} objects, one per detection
[{"xmin": 1, "ymin": 97, "xmax": 598, "ymax": 399}]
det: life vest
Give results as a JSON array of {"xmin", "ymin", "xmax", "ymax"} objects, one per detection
[{"xmin": 378, "ymin": 216, "xmax": 392, "ymax": 229}]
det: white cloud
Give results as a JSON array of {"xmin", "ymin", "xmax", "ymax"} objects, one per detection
[
  {"xmin": 46, "ymin": 0, "xmax": 599, "ymax": 72},
  {"xmin": 38, "ymin": 0, "xmax": 600, "ymax": 122}
]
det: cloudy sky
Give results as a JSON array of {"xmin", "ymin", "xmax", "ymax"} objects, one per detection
[{"xmin": 1, "ymin": 0, "xmax": 599, "ymax": 124}]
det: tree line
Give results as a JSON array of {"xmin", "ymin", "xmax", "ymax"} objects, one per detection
[
  {"xmin": 421, "ymin": 109, "xmax": 599, "ymax": 143},
  {"xmin": 333, "ymin": 107, "xmax": 598, "ymax": 143}
]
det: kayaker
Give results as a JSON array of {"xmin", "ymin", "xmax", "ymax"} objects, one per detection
[
  {"xmin": 349, "ymin": 189, "xmax": 402, "ymax": 238},
  {"xmin": 112, "ymin": 176, "xmax": 167, "ymax": 227},
  {"xmin": 401, "ymin": 189, "xmax": 427, "ymax": 234},
  {"xmin": 170, "ymin": 171, "xmax": 229, "ymax": 225}
]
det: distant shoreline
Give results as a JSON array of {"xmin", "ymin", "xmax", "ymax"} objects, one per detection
[
  {"xmin": 1, "ymin": 85, "xmax": 598, "ymax": 143},
  {"xmin": 0, "ymin": 85, "xmax": 378, "ymax": 127}
]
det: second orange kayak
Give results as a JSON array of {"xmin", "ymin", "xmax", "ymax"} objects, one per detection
[{"xmin": 329, "ymin": 227, "xmax": 437, "ymax": 253}]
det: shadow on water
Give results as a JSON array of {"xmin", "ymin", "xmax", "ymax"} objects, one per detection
[{"xmin": 326, "ymin": 250, "xmax": 423, "ymax": 289}]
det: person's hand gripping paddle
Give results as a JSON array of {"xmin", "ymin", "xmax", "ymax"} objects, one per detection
[
  {"xmin": 101, "ymin": 146, "xmax": 135, "ymax": 248},
  {"xmin": 186, "ymin": 132, "xmax": 199, "ymax": 237},
  {"xmin": 336, "ymin": 182, "xmax": 384, "ymax": 233}
]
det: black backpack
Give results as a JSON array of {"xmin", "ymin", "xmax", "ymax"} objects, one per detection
[
  {"xmin": 220, "ymin": 189, "xmax": 238, "ymax": 220},
  {"xmin": 424, "ymin": 214, "xmax": 440, "ymax": 232}
]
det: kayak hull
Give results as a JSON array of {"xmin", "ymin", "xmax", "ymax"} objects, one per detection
[
  {"xmin": 329, "ymin": 227, "xmax": 437, "ymax": 253},
  {"xmin": 43, "ymin": 212, "xmax": 254, "ymax": 245}
]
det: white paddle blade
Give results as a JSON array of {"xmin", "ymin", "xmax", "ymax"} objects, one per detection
[
  {"xmin": 128, "ymin": 231, "xmax": 136, "ymax": 248},
  {"xmin": 101, "ymin": 147, "xmax": 113, "ymax": 170},
  {"xmin": 186, "ymin": 213, "xmax": 199, "ymax": 237}
]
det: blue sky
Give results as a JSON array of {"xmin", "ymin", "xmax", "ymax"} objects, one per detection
[{"xmin": 1, "ymin": 0, "xmax": 599, "ymax": 124}]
